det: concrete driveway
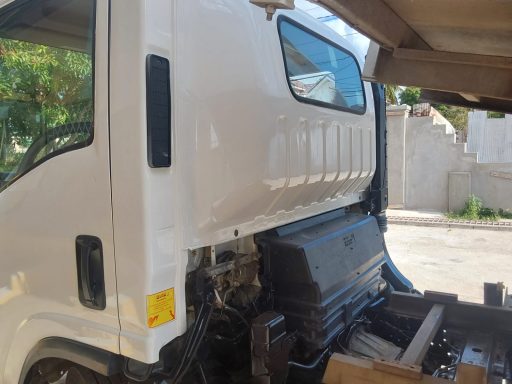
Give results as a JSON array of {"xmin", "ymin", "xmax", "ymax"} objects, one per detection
[{"xmin": 385, "ymin": 224, "xmax": 512, "ymax": 303}]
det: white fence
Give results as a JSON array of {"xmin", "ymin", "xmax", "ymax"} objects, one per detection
[{"xmin": 467, "ymin": 111, "xmax": 512, "ymax": 163}]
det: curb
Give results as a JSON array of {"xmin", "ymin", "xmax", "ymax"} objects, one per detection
[{"xmin": 387, "ymin": 216, "xmax": 512, "ymax": 232}]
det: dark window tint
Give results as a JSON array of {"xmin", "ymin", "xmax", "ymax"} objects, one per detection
[
  {"xmin": 278, "ymin": 18, "xmax": 366, "ymax": 114},
  {"xmin": 0, "ymin": 0, "xmax": 95, "ymax": 190}
]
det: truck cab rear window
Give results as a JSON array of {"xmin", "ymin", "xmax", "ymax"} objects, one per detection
[
  {"xmin": 278, "ymin": 17, "xmax": 366, "ymax": 114},
  {"xmin": 0, "ymin": 0, "xmax": 95, "ymax": 190}
]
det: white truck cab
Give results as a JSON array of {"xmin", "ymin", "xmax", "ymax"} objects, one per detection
[{"xmin": 2, "ymin": 1, "xmax": 509, "ymax": 384}]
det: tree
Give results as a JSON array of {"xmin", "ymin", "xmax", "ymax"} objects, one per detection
[
  {"xmin": 487, "ymin": 111, "xmax": 505, "ymax": 119},
  {"xmin": 0, "ymin": 37, "xmax": 92, "ymax": 170},
  {"xmin": 432, "ymin": 104, "xmax": 470, "ymax": 132},
  {"xmin": 385, "ymin": 84, "xmax": 399, "ymax": 105},
  {"xmin": 399, "ymin": 87, "xmax": 421, "ymax": 107},
  {"xmin": 396, "ymin": 86, "xmax": 470, "ymax": 133}
]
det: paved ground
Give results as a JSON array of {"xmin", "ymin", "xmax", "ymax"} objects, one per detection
[
  {"xmin": 387, "ymin": 209, "xmax": 445, "ymax": 219},
  {"xmin": 385, "ymin": 223, "xmax": 512, "ymax": 303}
]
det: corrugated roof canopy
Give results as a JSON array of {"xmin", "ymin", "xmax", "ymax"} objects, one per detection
[{"xmin": 312, "ymin": 0, "xmax": 512, "ymax": 112}]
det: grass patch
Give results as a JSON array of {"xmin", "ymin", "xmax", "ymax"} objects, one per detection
[
  {"xmin": 498, "ymin": 209, "xmax": 512, "ymax": 220},
  {"xmin": 446, "ymin": 195, "xmax": 510, "ymax": 221}
]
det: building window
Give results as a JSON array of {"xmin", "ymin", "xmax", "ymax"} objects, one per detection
[{"xmin": 278, "ymin": 17, "xmax": 366, "ymax": 114}]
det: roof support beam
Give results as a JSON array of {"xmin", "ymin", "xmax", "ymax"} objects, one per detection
[
  {"xmin": 393, "ymin": 48, "xmax": 512, "ymax": 70},
  {"xmin": 420, "ymin": 90, "xmax": 512, "ymax": 114},
  {"xmin": 363, "ymin": 44, "xmax": 512, "ymax": 101},
  {"xmin": 313, "ymin": 0, "xmax": 512, "ymax": 110},
  {"xmin": 314, "ymin": 0, "xmax": 430, "ymax": 50}
]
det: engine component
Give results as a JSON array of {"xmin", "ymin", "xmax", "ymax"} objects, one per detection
[
  {"xmin": 203, "ymin": 252, "xmax": 261, "ymax": 308},
  {"xmin": 348, "ymin": 326, "xmax": 402, "ymax": 360},
  {"xmin": 458, "ymin": 332, "xmax": 493, "ymax": 377},
  {"xmin": 159, "ymin": 277, "xmax": 216, "ymax": 383},
  {"xmin": 256, "ymin": 211, "xmax": 386, "ymax": 351},
  {"xmin": 503, "ymin": 349, "xmax": 512, "ymax": 382},
  {"xmin": 203, "ymin": 252, "xmax": 259, "ymax": 288},
  {"xmin": 251, "ymin": 312, "xmax": 296, "ymax": 383}
]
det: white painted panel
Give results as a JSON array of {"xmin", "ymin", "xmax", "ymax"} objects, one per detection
[
  {"xmin": 0, "ymin": 2, "xmax": 118, "ymax": 382},
  {"xmin": 110, "ymin": 0, "xmax": 376, "ymax": 364},
  {"xmin": 175, "ymin": 3, "xmax": 376, "ymax": 249}
]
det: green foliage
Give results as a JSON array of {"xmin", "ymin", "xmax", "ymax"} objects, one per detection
[
  {"xmin": 479, "ymin": 207, "xmax": 499, "ymax": 220},
  {"xmin": 385, "ymin": 84, "xmax": 399, "ymax": 105},
  {"xmin": 498, "ymin": 209, "xmax": 512, "ymax": 220},
  {"xmin": 462, "ymin": 195, "xmax": 482, "ymax": 220},
  {"xmin": 487, "ymin": 111, "xmax": 506, "ymax": 119},
  {"xmin": 432, "ymin": 104, "xmax": 469, "ymax": 132},
  {"xmin": 446, "ymin": 195, "xmax": 507, "ymax": 221},
  {"xmin": 0, "ymin": 37, "xmax": 92, "ymax": 173},
  {"xmin": 399, "ymin": 87, "xmax": 421, "ymax": 107},
  {"xmin": 396, "ymin": 87, "xmax": 470, "ymax": 132}
]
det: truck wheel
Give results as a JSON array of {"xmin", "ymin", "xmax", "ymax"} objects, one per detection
[
  {"xmin": 26, "ymin": 363, "xmax": 122, "ymax": 384},
  {"xmin": 64, "ymin": 366, "xmax": 120, "ymax": 384}
]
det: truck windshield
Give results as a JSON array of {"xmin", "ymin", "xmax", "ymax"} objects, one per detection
[{"xmin": 0, "ymin": 0, "xmax": 95, "ymax": 188}]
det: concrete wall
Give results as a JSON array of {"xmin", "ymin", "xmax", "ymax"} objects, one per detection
[
  {"xmin": 387, "ymin": 105, "xmax": 409, "ymax": 208},
  {"xmin": 387, "ymin": 106, "xmax": 512, "ymax": 212}
]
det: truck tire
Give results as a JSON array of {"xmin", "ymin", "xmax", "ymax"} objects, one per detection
[
  {"xmin": 25, "ymin": 363, "xmax": 123, "ymax": 384},
  {"xmin": 64, "ymin": 366, "xmax": 121, "ymax": 384}
]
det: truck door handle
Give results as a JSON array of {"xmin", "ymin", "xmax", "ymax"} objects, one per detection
[{"xmin": 76, "ymin": 235, "xmax": 106, "ymax": 310}]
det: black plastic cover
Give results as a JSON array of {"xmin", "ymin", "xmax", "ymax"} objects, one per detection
[
  {"xmin": 146, "ymin": 54, "xmax": 171, "ymax": 167},
  {"xmin": 252, "ymin": 312, "xmax": 287, "ymax": 357},
  {"xmin": 256, "ymin": 211, "xmax": 386, "ymax": 350},
  {"xmin": 369, "ymin": 83, "xmax": 388, "ymax": 214},
  {"xmin": 76, "ymin": 235, "xmax": 106, "ymax": 310}
]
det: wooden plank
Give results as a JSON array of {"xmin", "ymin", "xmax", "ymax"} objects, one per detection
[
  {"xmin": 420, "ymin": 89, "xmax": 512, "ymax": 115},
  {"xmin": 374, "ymin": 359, "xmax": 422, "ymax": 380},
  {"xmin": 393, "ymin": 48, "xmax": 512, "ymax": 70},
  {"xmin": 362, "ymin": 48, "xmax": 512, "ymax": 101},
  {"xmin": 317, "ymin": 0, "xmax": 430, "ymax": 50},
  {"xmin": 401, "ymin": 304, "xmax": 445, "ymax": 366},
  {"xmin": 456, "ymin": 363, "xmax": 487, "ymax": 384},
  {"xmin": 424, "ymin": 291, "xmax": 458, "ymax": 304},
  {"xmin": 389, "ymin": 292, "xmax": 512, "ymax": 334},
  {"xmin": 490, "ymin": 171, "xmax": 512, "ymax": 181},
  {"xmin": 323, "ymin": 353, "xmax": 450, "ymax": 384},
  {"xmin": 456, "ymin": 332, "xmax": 493, "ymax": 384}
]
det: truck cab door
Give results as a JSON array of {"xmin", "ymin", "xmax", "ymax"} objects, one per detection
[{"xmin": 0, "ymin": 0, "xmax": 118, "ymax": 381}]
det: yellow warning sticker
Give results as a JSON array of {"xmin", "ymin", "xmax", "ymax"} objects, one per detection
[{"xmin": 146, "ymin": 288, "xmax": 175, "ymax": 328}]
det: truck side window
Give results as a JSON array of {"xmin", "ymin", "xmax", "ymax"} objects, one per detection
[
  {"xmin": 278, "ymin": 17, "xmax": 366, "ymax": 114},
  {"xmin": 0, "ymin": 0, "xmax": 95, "ymax": 190}
]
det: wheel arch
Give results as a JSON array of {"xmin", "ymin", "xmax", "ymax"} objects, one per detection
[{"xmin": 18, "ymin": 337, "xmax": 123, "ymax": 384}]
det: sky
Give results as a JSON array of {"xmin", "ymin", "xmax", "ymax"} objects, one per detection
[{"xmin": 295, "ymin": 0, "xmax": 370, "ymax": 60}]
